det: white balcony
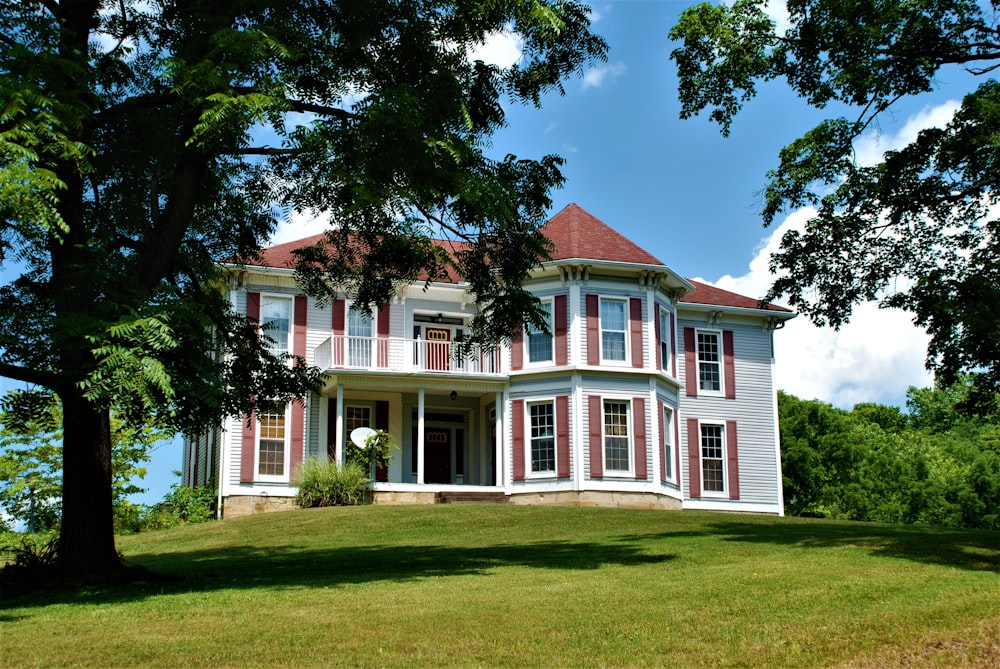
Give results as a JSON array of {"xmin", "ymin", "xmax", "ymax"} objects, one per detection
[{"xmin": 314, "ymin": 335, "xmax": 503, "ymax": 377}]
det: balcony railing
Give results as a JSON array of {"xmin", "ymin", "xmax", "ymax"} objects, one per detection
[{"xmin": 314, "ymin": 335, "xmax": 503, "ymax": 376}]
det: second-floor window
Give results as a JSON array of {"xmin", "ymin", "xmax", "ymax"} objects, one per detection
[
  {"xmin": 659, "ymin": 307, "xmax": 671, "ymax": 372},
  {"xmin": 527, "ymin": 300, "xmax": 553, "ymax": 364},
  {"xmin": 697, "ymin": 330, "xmax": 722, "ymax": 392},
  {"xmin": 600, "ymin": 298, "xmax": 627, "ymax": 362},
  {"xmin": 261, "ymin": 296, "xmax": 291, "ymax": 356}
]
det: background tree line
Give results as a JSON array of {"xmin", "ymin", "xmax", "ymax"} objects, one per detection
[{"xmin": 780, "ymin": 378, "xmax": 1000, "ymax": 529}]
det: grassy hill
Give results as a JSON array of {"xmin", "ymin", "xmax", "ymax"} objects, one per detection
[{"xmin": 2, "ymin": 505, "xmax": 998, "ymax": 667}]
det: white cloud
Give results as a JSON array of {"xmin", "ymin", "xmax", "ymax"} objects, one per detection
[
  {"xmin": 269, "ymin": 209, "xmax": 333, "ymax": 246},
  {"xmin": 468, "ymin": 31, "xmax": 523, "ymax": 68},
  {"xmin": 582, "ymin": 61, "xmax": 626, "ymax": 90},
  {"xmin": 703, "ymin": 208, "xmax": 932, "ymax": 409},
  {"xmin": 762, "ymin": 1, "xmax": 793, "ymax": 37},
  {"xmin": 589, "ymin": 4, "xmax": 612, "ymax": 23},
  {"xmin": 854, "ymin": 100, "xmax": 960, "ymax": 167}
]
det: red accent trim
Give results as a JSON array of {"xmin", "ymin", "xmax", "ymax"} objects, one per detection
[
  {"xmin": 658, "ymin": 401, "xmax": 666, "ymax": 483},
  {"xmin": 687, "ymin": 418, "xmax": 701, "ymax": 497},
  {"xmin": 554, "ymin": 294, "xmax": 568, "ymax": 366},
  {"xmin": 723, "ymin": 330, "xmax": 736, "ymax": 399},
  {"xmin": 670, "ymin": 312, "xmax": 677, "ymax": 377},
  {"xmin": 290, "ymin": 402, "xmax": 304, "ymax": 482},
  {"xmin": 512, "ymin": 399, "xmax": 525, "ymax": 481},
  {"xmin": 377, "ymin": 304, "xmax": 390, "ymax": 368},
  {"xmin": 633, "ymin": 397, "xmax": 647, "ymax": 479},
  {"xmin": 588, "ymin": 395, "xmax": 603, "ymax": 478},
  {"xmin": 630, "ymin": 297, "xmax": 643, "ymax": 368},
  {"xmin": 240, "ymin": 412, "xmax": 257, "ymax": 483},
  {"xmin": 375, "ymin": 400, "xmax": 389, "ymax": 482},
  {"xmin": 556, "ymin": 395, "xmax": 570, "ymax": 478},
  {"xmin": 293, "ymin": 296, "xmax": 307, "ymax": 359},
  {"xmin": 586, "ymin": 294, "xmax": 600, "ymax": 365},
  {"xmin": 684, "ymin": 328, "xmax": 697, "ymax": 397},
  {"xmin": 332, "ymin": 299, "xmax": 345, "ymax": 366},
  {"xmin": 246, "ymin": 291, "xmax": 260, "ymax": 320},
  {"xmin": 727, "ymin": 420, "xmax": 740, "ymax": 499},
  {"xmin": 654, "ymin": 306, "xmax": 662, "ymax": 371},
  {"xmin": 511, "ymin": 330, "xmax": 523, "ymax": 371}
]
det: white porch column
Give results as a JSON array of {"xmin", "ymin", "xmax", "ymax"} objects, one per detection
[
  {"xmin": 335, "ymin": 384, "xmax": 344, "ymax": 465},
  {"xmin": 417, "ymin": 388, "xmax": 426, "ymax": 484},
  {"xmin": 495, "ymin": 390, "xmax": 504, "ymax": 488}
]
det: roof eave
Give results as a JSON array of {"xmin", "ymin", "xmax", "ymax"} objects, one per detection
[
  {"xmin": 541, "ymin": 258, "xmax": 696, "ymax": 293},
  {"xmin": 678, "ymin": 301, "xmax": 797, "ymax": 320}
]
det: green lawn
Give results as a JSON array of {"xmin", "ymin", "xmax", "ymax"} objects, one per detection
[{"xmin": 2, "ymin": 506, "xmax": 998, "ymax": 667}]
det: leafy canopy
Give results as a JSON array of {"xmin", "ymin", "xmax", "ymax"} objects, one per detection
[{"xmin": 671, "ymin": 0, "xmax": 1000, "ymax": 409}]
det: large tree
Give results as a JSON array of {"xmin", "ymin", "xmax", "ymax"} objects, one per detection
[
  {"xmin": 0, "ymin": 0, "xmax": 606, "ymax": 578},
  {"xmin": 670, "ymin": 0, "xmax": 1000, "ymax": 409}
]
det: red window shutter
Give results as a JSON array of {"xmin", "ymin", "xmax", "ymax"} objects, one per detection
[
  {"xmin": 511, "ymin": 330, "xmax": 523, "ymax": 370},
  {"xmin": 332, "ymin": 298, "xmax": 345, "ymax": 366},
  {"xmin": 633, "ymin": 397, "xmax": 647, "ymax": 479},
  {"xmin": 670, "ymin": 312, "xmax": 677, "ymax": 377},
  {"xmin": 290, "ymin": 402, "xmax": 304, "ymax": 482},
  {"xmin": 375, "ymin": 400, "xmax": 389, "ymax": 482},
  {"xmin": 674, "ymin": 415, "xmax": 681, "ymax": 483},
  {"xmin": 586, "ymin": 294, "xmax": 600, "ymax": 365},
  {"xmin": 556, "ymin": 395, "xmax": 570, "ymax": 478},
  {"xmin": 588, "ymin": 395, "xmax": 603, "ymax": 478},
  {"xmin": 246, "ymin": 291, "xmax": 261, "ymax": 322},
  {"xmin": 377, "ymin": 304, "xmax": 390, "ymax": 368},
  {"xmin": 654, "ymin": 306, "xmax": 662, "ymax": 371},
  {"xmin": 726, "ymin": 420, "xmax": 740, "ymax": 499},
  {"xmin": 723, "ymin": 330, "xmax": 736, "ymax": 399},
  {"xmin": 293, "ymin": 295, "xmax": 307, "ymax": 357},
  {"xmin": 630, "ymin": 297, "xmax": 644, "ymax": 368},
  {"xmin": 240, "ymin": 412, "xmax": 257, "ymax": 483},
  {"xmin": 687, "ymin": 418, "xmax": 701, "ymax": 497},
  {"xmin": 512, "ymin": 399, "xmax": 525, "ymax": 481},
  {"xmin": 684, "ymin": 327, "xmax": 698, "ymax": 397},
  {"xmin": 554, "ymin": 294, "xmax": 568, "ymax": 366},
  {"xmin": 658, "ymin": 401, "xmax": 666, "ymax": 483}
]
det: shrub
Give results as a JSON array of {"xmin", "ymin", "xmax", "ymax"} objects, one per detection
[
  {"xmin": 295, "ymin": 459, "xmax": 370, "ymax": 507},
  {"xmin": 158, "ymin": 483, "xmax": 216, "ymax": 523}
]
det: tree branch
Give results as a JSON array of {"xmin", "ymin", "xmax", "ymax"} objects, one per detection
[
  {"xmin": 0, "ymin": 361, "xmax": 60, "ymax": 391},
  {"xmin": 225, "ymin": 147, "xmax": 301, "ymax": 155}
]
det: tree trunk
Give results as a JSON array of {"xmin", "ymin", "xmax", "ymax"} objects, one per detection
[{"xmin": 58, "ymin": 390, "xmax": 121, "ymax": 578}]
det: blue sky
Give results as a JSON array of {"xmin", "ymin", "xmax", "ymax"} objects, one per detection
[{"xmin": 2, "ymin": 1, "xmax": 980, "ymax": 505}]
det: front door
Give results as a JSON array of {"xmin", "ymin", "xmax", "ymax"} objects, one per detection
[
  {"xmin": 424, "ymin": 428, "xmax": 452, "ymax": 483},
  {"xmin": 425, "ymin": 327, "xmax": 451, "ymax": 371}
]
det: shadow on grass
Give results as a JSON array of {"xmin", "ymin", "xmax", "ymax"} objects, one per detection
[
  {"xmin": 2, "ymin": 538, "xmax": 674, "ymax": 608},
  {"xmin": 707, "ymin": 518, "xmax": 1000, "ymax": 573}
]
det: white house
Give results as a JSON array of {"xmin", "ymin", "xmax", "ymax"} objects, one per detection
[{"xmin": 184, "ymin": 204, "xmax": 795, "ymax": 517}]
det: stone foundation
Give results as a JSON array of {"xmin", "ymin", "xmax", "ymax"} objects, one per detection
[
  {"xmin": 372, "ymin": 491, "xmax": 438, "ymax": 505},
  {"xmin": 223, "ymin": 494, "xmax": 297, "ymax": 518},
  {"xmin": 509, "ymin": 490, "xmax": 683, "ymax": 511}
]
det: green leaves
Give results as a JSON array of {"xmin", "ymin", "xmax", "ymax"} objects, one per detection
[{"xmin": 672, "ymin": 0, "xmax": 1000, "ymax": 405}]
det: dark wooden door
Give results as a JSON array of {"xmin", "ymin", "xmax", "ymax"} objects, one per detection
[{"xmin": 424, "ymin": 428, "xmax": 452, "ymax": 483}]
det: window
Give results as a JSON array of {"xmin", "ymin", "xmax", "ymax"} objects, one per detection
[
  {"xmin": 346, "ymin": 405, "xmax": 372, "ymax": 435},
  {"xmin": 529, "ymin": 402, "xmax": 555, "ymax": 473},
  {"xmin": 697, "ymin": 330, "xmax": 722, "ymax": 392},
  {"xmin": 659, "ymin": 307, "xmax": 671, "ymax": 372},
  {"xmin": 600, "ymin": 299, "xmax": 627, "ymax": 361},
  {"xmin": 603, "ymin": 400, "xmax": 630, "ymax": 472},
  {"xmin": 261, "ymin": 296, "xmax": 291, "ymax": 355},
  {"xmin": 347, "ymin": 307, "xmax": 373, "ymax": 367},
  {"xmin": 663, "ymin": 406, "xmax": 674, "ymax": 482},
  {"xmin": 527, "ymin": 300, "xmax": 553, "ymax": 364},
  {"xmin": 700, "ymin": 423, "xmax": 725, "ymax": 494},
  {"xmin": 258, "ymin": 409, "xmax": 288, "ymax": 478}
]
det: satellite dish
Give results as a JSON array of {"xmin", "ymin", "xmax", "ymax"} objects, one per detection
[{"xmin": 350, "ymin": 426, "xmax": 377, "ymax": 448}]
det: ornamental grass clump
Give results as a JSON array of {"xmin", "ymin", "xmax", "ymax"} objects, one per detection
[{"xmin": 295, "ymin": 459, "xmax": 369, "ymax": 507}]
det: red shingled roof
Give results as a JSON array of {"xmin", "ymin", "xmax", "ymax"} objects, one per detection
[
  {"xmin": 249, "ymin": 205, "xmax": 790, "ymax": 312},
  {"xmin": 681, "ymin": 280, "xmax": 792, "ymax": 313},
  {"xmin": 542, "ymin": 203, "xmax": 664, "ymax": 265}
]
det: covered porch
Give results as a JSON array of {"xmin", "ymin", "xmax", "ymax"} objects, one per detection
[{"xmin": 318, "ymin": 373, "xmax": 508, "ymax": 491}]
